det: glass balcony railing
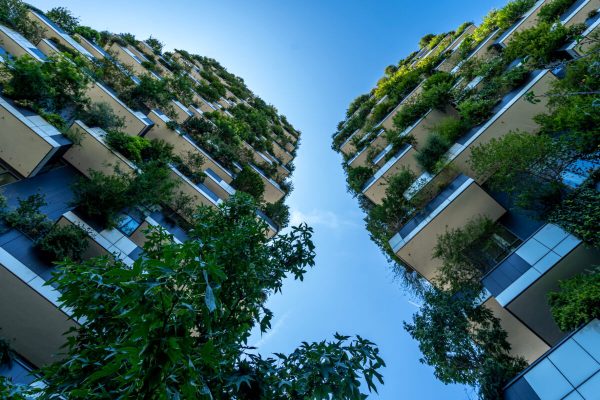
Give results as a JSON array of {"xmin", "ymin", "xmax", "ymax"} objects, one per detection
[
  {"xmin": 0, "ymin": 24, "xmax": 47, "ymax": 62},
  {"xmin": 504, "ymin": 319, "xmax": 600, "ymax": 400},
  {"xmin": 482, "ymin": 224, "xmax": 581, "ymax": 307}
]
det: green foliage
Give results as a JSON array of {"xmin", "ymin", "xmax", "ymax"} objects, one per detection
[
  {"xmin": 419, "ymin": 33, "xmax": 436, "ymax": 48},
  {"xmin": 0, "ymin": 0, "xmax": 43, "ymax": 43},
  {"xmin": 549, "ymin": 183, "xmax": 600, "ymax": 246},
  {"xmin": 35, "ymin": 223, "xmax": 89, "ymax": 262},
  {"xmin": 548, "ymin": 268, "xmax": 600, "ymax": 331},
  {"xmin": 0, "ymin": 377, "xmax": 32, "ymax": 400},
  {"xmin": 416, "ymin": 133, "xmax": 451, "ymax": 173},
  {"xmin": 503, "ymin": 22, "xmax": 585, "ymax": 65},
  {"xmin": 346, "ymin": 166, "xmax": 373, "ymax": 194},
  {"xmin": 262, "ymin": 199, "xmax": 290, "ymax": 229},
  {"xmin": 232, "ymin": 165, "xmax": 265, "ymax": 202},
  {"xmin": 172, "ymin": 151, "xmax": 206, "ymax": 185},
  {"xmin": 538, "ymin": 0, "xmax": 577, "ymax": 23},
  {"xmin": 1, "ymin": 55, "xmax": 48, "ymax": 104},
  {"xmin": 0, "ymin": 337, "xmax": 12, "ymax": 367},
  {"xmin": 71, "ymin": 164, "xmax": 176, "ymax": 228},
  {"xmin": 432, "ymin": 117, "xmax": 468, "ymax": 143},
  {"xmin": 1, "ymin": 194, "xmax": 51, "ymax": 239},
  {"xmin": 46, "ymin": 6, "xmax": 79, "ymax": 33},
  {"xmin": 74, "ymin": 25, "xmax": 100, "ymax": 43},
  {"xmin": 78, "ymin": 102, "xmax": 125, "ymax": 131},
  {"xmin": 457, "ymin": 97, "xmax": 495, "ymax": 126},
  {"xmin": 122, "ymin": 74, "xmax": 172, "ymax": 112},
  {"xmin": 105, "ymin": 130, "xmax": 173, "ymax": 165},
  {"xmin": 36, "ymin": 195, "xmax": 382, "ymax": 399},
  {"xmin": 145, "ymin": 36, "xmax": 164, "ymax": 54}
]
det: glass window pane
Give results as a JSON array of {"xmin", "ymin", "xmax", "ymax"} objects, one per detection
[
  {"xmin": 525, "ymin": 359, "xmax": 572, "ymax": 400},
  {"xmin": 577, "ymin": 371, "xmax": 600, "ymax": 400},
  {"xmin": 548, "ymin": 339, "xmax": 599, "ymax": 387}
]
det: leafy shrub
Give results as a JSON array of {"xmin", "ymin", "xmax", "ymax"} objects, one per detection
[
  {"xmin": 0, "ymin": 0, "xmax": 43, "ymax": 43},
  {"xmin": 548, "ymin": 268, "xmax": 600, "ymax": 331},
  {"xmin": 548, "ymin": 183, "xmax": 600, "ymax": 246},
  {"xmin": 1, "ymin": 55, "xmax": 48, "ymax": 104},
  {"xmin": 105, "ymin": 131, "xmax": 173, "ymax": 165},
  {"xmin": 78, "ymin": 102, "xmax": 125, "ymax": 131},
  {"xmin": 416, "ymin": 134, "xmax": 451, "ymax": 173},
  {"xmin": 172, "ymin": 152, "xmax": 206, "ymax": 184},
  {"xmin": 145, "ymin": 36, "xmax": 164, "ymax": 54},
  {"xmin": 263, "ymin": 199, "xmax": 290, "ymax": 229},
  {"xmin": 122, "ymin": 74, "xmax": 172, "ymax": 112},
  {"xmin": 346, "ymin": 166, "xmax": 373, "ymax": 194},
  {"xmin": 74, "ymin": 25, "xmax": 100, "ymax": 42},
  {"xmin": 35, "ymin": 223, "xmax": 89, "ymax": 262},
  {"xmin": 419, "ymin": 33, "xmax": 436, "ymax": 48},
  {"xmin": 458, "ymin": 98, "xmax": 495, "ymax": 126},
  {"xmin": 432, "ymin": 117, "xmax": 468, "ymax": 143},
  {"xmin": 2, "ymin": 194, "xmax": 51, "ymax": 239},
  {"xmin": 538, "ymin": 0, "xmax": 577, "ymax": 23},
  {"xmin": 232, "ymin": 165, "xmax": 265, "ymax": 201}
]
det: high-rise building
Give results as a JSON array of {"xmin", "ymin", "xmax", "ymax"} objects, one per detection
[
  {"xmin": 333, "ymin": 0, "xmax": 599, "ymax": 398},
  {"xmin": 0, "ymin": 3, "xmax": 300, "ymax": 385}
]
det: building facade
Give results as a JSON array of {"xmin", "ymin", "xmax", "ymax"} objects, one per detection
[
  {"xmin": 333, "ymin": 0, "xmax": 599, "ymax": 398},
  {"xmin": 0, "ymin": 3, "xmax": 300, "ymax": 387}
]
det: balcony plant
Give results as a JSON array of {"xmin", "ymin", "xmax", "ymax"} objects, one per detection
[
  {"xmin": 35, "ymin": 223, "xmax": 89, "ymax": 262},
  {"xmin": 232, "ymin": 165, "xmax": 265, "ymax": 202}
]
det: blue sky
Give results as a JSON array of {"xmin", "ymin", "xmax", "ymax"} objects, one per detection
[{"xmin": 30, "ymin": 1, "xmax": 508, "ymax": 397}]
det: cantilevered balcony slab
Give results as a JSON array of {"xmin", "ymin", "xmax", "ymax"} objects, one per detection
[
  {"xmin": 444, "ymin": 69, "xmax": 555, "ymax": 181},
  {"xmin": 0, "ymin": 24, "xmax": 46, "ymax": 61},
  {"xmin": 560, "ymin": 0, "xmax": 600, "ymax": 27},
  {"xmin": 340, "ymin": 129, "xmax": 364, "ymax": 156},
  {"xmin": 376, "ymin": 82, "xmax": 425, "ymax": 132},
  {"xmin": 436, "ymin": 24, "xmax": 478, "ymax": 73},
  {"xmin": 243, "ymin": 141, "xmax": 289, "ymax": 177},
  {"xmin": 0, "ymin": 96, "xmax": 70, "ymax": 178},
  {"xmin": 85, "ymin": 81, "xmax": 154, "ymax": 136},
  {"xmin": 271, "ymin": 140, "xmax": 293, "ymax": 165},
  {"xmin": 35, "ymin": 38, "xmax": 61, "ymax": 57},
  {"xmin": 389, "ymin": 174, "xmax": 505, "ymax": 281},
  {"xmin": 483, "ymin": 223, "xmax": 600, "ymax": 346},
  {"xmin": 171, "ymin": 100, "xmax": 193, "ymax": 124},
  {"xmin": 27, "ymin": 9, "xmax": 94, "ymax": 60},
  {"xmin": 494, "ymin": 0, "xmax": 551, "ymax": 48},
  {"xmin": 192, "ymin": 94, "xmax": 218, "ymax": 114},
  {"xmin": 145, "ymin": 110, "xmax": 235, "ymax": 188},
  {"xmin": 347, "ymin": 129, "xmax": 386, "ymax": 169},
  {"xmin": 564, "ymin": 9, "xmax": 600, "ymax": 57},
  {"xmin": 107, "ymin": 43, "xmax": 149, "ymax": 77},
  {"xmin": 451, "ymin": 29, "xmax": 502, "ymax": 74},
  {"xmin": 62, "ymin": 121, "xmax": 137, "ymax": 177},
  {"xmin": 249, "ymin": 164, "xmax": 285, "ymax": 204},
  {"xmin": 0, "ymin": 247, "xmax": 76, "ymax": 367},
  {"xmin": 169, "ymin": 166, "xmax": 222, "ymax": 220},
  {"xmin": 482, "ymin": 296, "xmax": 550, "ymax": 364},
  {"xmin": 362, "ymin": 144, "xmax": 421, "ymax": 205},
  {"xmin": 73, "ymin": 33, "xmax": 109, "ymax": 59},
  {"xmin": 503, "ymin": 319, "xmax": 600, "ymax": 400}
]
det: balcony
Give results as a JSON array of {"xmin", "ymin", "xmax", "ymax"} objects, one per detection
[
  {"xmin": 451, "ymin": 29, "xmax": 502, "ymax": 74},
  {"xmin": 74, "ymin": 33, "xmax": 110, "ymax": 59},
  {"xmin": 27, "ymin": 9, "xmax": 94, "ymax": 60},
  {"xmin": 249, "ymin": 164, "xmax": 285, "ymax": 204},
  {"xmin": 85, "ymin": 81, "xmax": 154, "ymax": 136},
  {"xmin": 62, "ymin": 121, "xmax": 137, "ymax": 178},
  {"xmin": 483, "ymin": 223, "xmax": 600, "ymax": 346},
  {"xmin": 389, "ymin": 174, "xmax": 505, "ymax": 281},
  {"xmin": 0, "ymin": 96, "xmax": 71, "ymax": 178},
  {"xmin": 171, "ymin": 100, "xmax": 193, "ymax": 124},
  {"xmin": 169, "ymin": 166, "xmax": 222, "ymax": 221},
  {"xmin": 347, "ymin": 129, "xmax": 386, "ymax": 169},
  {"xmin": 0, "ymin": 24, "xmax": 46, "ymax": 62},
  {"xmin": 494, "ymin": 0, "xmax": 550, "ymax": 48},
  {"xmin": 0, "ymin": 247, "xmax": 76, "ymax": 367},
  {"xmin": 35, "ymin": 37, "xmax": 61, "ymax": 57},
  {"xmin": 564, "ymin": 7, "xmax": 600, "ymax": 57},
  {"xmin": 145, "ymin": 110, "xmax": 235, "ymax": 187},
  {"xmin": 256, "ymin": 209, "xmax": 279, "ymax": 238},
  {"xmin": 362, "ymin": 144, "xmax": 421, "ymax": 204},
  {"xmin": 560, "ymin": 0, "xmax": 600, "ymax": 27},
  {"xmin": 271, "ymin": 140, "xmax": 294, "ymax": 165},
  {"xmin": 503, "ymin": 319, "xmax": 600, "ymax": 400},
  {"xmin": 107, "ymin": 43, "xmax": 150, "ymax": 77},
  {"xmin": 340, "ymin": 129, "xmax": 364, "ymax": 156},
  {"xmin": 418, "ymin": 69, "xmax": 556, "ymax": 188},
  {"xmin": 193, "ymin": 94, "xmax": 218, "ymax": 114},
  {"xmin": 436, "ymin": 25, "xmax": 478, "ymax": 73}
]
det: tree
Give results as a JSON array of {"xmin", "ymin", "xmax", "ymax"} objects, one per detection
[
  {"xmin": 145, "ymin": 36, "xmax": 164, "ymax": 54},
  {"xmin": 37, "ymin": 194, "xmax": 384, "ymax": 399},
  {"xmin": 0, "ymin": 0, "xmax": 43, "ymax": 43},
  {"xmin": 78, "ymin": 102, "xmax": 125, "ymax": 131},
  {"xmin": 46, "ymin": 6, "xmax": 79, "ymax": 33},
  {"xmin": 232, "ymin": 165, "xmax": 265, "ymax": 202},
  {"xmin": 548, "ymin": 268, "xmax": 600, "ymax": 331}
]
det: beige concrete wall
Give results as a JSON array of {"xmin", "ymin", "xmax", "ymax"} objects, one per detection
[
  {"xmin": 260, "ymin": 173, "xmax": 285, "ymax": 204},
  {"xmin": 397, "ymin": 181, "xmax": 505, "ymax": 281},
  {"xmin": 0, "ymin": 106, "xmax": 54, "ymax": 178},
  {"xmin": 501, "ymin": 0, "xmax": 553, "ymax": 46},
  {"xmin": 107, "ymin": 43, "xmax": 147, "ymax": 77},
  {"xmin": 62, "ymin": 121, "xmax": 136, "ymax": 178},
  {"xmin": 0, "ymin": 263, "xmax": 76, "ymax": 367},
  {"xmin": 271, "ymin": 141, "xmax": 293, "ymax": 165},
  {"xmin": 74, "ymin": 33, "xmax": 105, "ymax": 59},
  {"xmin": 340, "ymin": 129, "xmax": 364, "ymax": 156},
  {"xmin": 0, "ymin": 29, "xmax": 38, "ymax": 59},
  {"xmin": 573, "ymin": 24, "xmax": 600, "ymax": 56},
  {"xmin": 170, "ymin": 170, "xmax": 217, "ymax": 221},
  {"xmin": 56, "ymin": 216, "xmax": 108, "ymax": 260},
  {"xmin": 172, "ymin": 101, "xmax": 191, "ymax": 124},
  {"xmin": 565, "ymin": 0, "xmax": 600, "ymax": 27},
  {"xmin": 454, "ymin": 71, "xmax": 556, "ymax": 182},
  {"xmin": 85, "ymin": 82, "xmax": 147, "ymax": 136},
  {"xmin": 484, "ymin": 297, "xmax": 550, "ymax": 364},
  {"xmin": 145, "ymin": 113, "xmax": 233, "ymax": 184},
  {"xmin": 364, "ymin": 147, "xmax": 421, "ymax": 205},
  {"xmin": 36, "ymin": 38, "xmax": 60, "ymax": 57}
]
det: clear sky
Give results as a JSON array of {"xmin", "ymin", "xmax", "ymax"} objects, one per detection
[{"xmin": 30, "ymin": 1, "xmax": 508, "ymax": 398}]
